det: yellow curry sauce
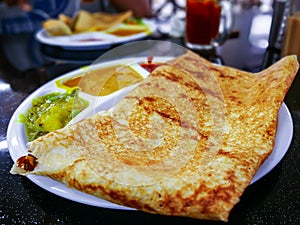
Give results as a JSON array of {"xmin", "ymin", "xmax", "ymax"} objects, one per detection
[
  {"xmin": 20, "ymin": 89, "xmax": 89, "ymax": 141},
  {"xmin": 59, "ymin": 65, "xmax": 144, "ymax": 96}
]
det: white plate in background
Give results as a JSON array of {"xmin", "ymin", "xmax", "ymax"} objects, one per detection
[{"xmin": 35, "ymin": 19, "xmax": 156, "ymax": 50}]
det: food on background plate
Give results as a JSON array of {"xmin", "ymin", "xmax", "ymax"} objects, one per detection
[
  {"xmin": 58, "ymin": 13, "xmax": 73, "ymax": 27},
  {"xmin": 73, "ymin": 10, "xmax": 132, "ymax": 33},
  {"xmin": 43, "ymin": 19, "xmax": 72, "ymax": 36},
  {"xmin": 11, "ymin": 52, "xmax": 299, "ymax": 221},
  {"xmin": 57, "ymin": 64, "xmax": 144, "ymax": 96},
  {"xmin": 19, "ymin": 89, "xmax": 88, "ymax": 141},
  {"xmin": 43, "ymin": 10, "xmax": 144, "ymax": 36},
  {"xmin": 106, "ymin": 24, "xmax": 148, "ymax": 36}
]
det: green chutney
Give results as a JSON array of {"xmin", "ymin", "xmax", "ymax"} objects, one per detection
[{"xmin": 20, "ymin": 89, "xmax": 89, "ymax": 141}]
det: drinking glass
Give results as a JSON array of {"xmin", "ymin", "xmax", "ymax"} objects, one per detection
[{"xmin": 185, "ymin": 0, "xmax": 233, "ymax": 50}]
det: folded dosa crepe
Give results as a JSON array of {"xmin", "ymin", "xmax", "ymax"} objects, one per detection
[{"xmin": 11, "ymin": 52, "xmax": 298, "ymax": 221}]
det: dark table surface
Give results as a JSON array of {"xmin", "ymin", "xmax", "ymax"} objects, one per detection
[{"xmin": 1, "ymin": 10, "xmax": 300, "ymax": 225}]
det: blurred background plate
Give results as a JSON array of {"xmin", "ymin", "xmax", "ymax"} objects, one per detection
[{"xmin": 35, "ymin": 19, "xmax": 156, "ymax": 50}]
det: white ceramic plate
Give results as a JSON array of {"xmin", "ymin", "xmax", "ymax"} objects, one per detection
[
  {"xmin": 35, "ymin": 19, "xmax": 156, "ymax": 50},
  {"xmin": 7, "ymin": 57, "xmax": 293, "ymax": 209}
]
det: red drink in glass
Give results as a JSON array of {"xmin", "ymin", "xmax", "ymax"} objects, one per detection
[{"xmin": 185, "ymin": 0, "xmax": 221, "ymax": 49}]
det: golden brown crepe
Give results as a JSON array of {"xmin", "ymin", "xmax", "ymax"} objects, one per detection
[{"xmin": 10, "ymin": 52, "xmax": 298, "ymax": 221}]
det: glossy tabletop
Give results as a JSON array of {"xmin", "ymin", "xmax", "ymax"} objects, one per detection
[{"xmin": 1, "ymin": 11, "xmax": 300, "ymax": 225}]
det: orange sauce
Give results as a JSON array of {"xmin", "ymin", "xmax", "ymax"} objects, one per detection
[
  {"xmin": 108, "ymin": 28, "xmax": 146, "ymax": 36},
  {"xmin": 140, "ymin": 56, "xmax": 164, "ymax": 72},
  {"xmin": 76, "ymin": 38, "xmax": 105, "ymax": 42},
  {"xmin": 63, "ymin": 76, "xmax": 81, "ymax": 87},
  {"xmin": 140, "ymin": 62, "xmax": 163, "ymax": 72}
]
